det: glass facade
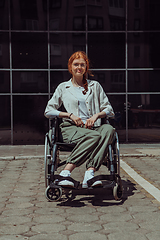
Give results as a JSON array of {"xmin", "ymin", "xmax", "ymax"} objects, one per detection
[{"xmin": 0, "ymin": 0, "xmax": 160, "ymax": 144}]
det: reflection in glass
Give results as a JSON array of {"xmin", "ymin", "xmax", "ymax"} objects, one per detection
[
  {"xmin": 13, "ymin": 95, "xmax": 48, "ymax": 144},
  {"xmin": 88, "ymin": 33, "xmax": 125, "ymax": 68},
  {"xmin": 90, "ymin": 70, "xmax": 125, "ymax": 93},
  {"xmin": 128, "ymin": 94, "xmax": 160, "ymax": 142},
  {"xmin": 0, "ymin": 71, "xmax": 10, "ymax": 93},
  {"xmin": 11, "ymin": 0, "xmax": 47, "ymax": 30},
  {"xmin": 12, "ymin": 33, "xmax": 48, "ymax": 69},
  {"xmin": 0, "ymin": 0, "xmax": 9, "ymax": 30},
  {"xmin": 0, "ymin": 96, "xmax": 11, "ymax": 144},
  {"xmin": 128, "ymin": 70, "xmax": 160, "ymax": 92},
  {"xmin": 49, "ymin": 0, "xmax": 85, "ymax": 31},
  {"xmin": 128, "ymin": 0, "xmax": 160, "ymax": 30},
  {"xmin": 12, "ymin": 71, "xmax": 48, "ymax": 93},
  {"xmin": 128, "ymin": 33, "xmax": 160, "ymax": 68},
  {"xmin": 50, "ymin": 71, "xmax": 70, "ymax": 93},
  {"xmin": 50, "ymin": 33, "xmax": 86, "ymax": 69},
  {"xmin": 87, "ymin": 0, "xmax": 125, "ymax": 31},
  {"xmin": 0, "ymin": 33, "xmax": 10, "ymax": 68}
]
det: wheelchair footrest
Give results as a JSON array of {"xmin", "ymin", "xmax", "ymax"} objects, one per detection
[
  {"xmin": 87, "ymin": 174, "xmax": 115, "ymax": 188},
  {"xmin": 53, "ymin": 175, "xmax": 80, "ymax": 189}
]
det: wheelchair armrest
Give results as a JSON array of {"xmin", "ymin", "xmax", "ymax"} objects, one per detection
[{"xmin": 101, "ymin": 115, "xmax": 115, "ymax": 125}]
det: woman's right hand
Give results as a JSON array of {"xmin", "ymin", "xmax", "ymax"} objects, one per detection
[{"xmin": 70, "ymin": 114, "xmax": 84, "ymax": 127}]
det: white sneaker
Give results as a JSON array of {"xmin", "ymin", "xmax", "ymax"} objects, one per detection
[
  {"xmin": 82, "ymin": 170, "xmax": 102, "ymax": 188},
  {"xmin": 58, "ymin": 170, "xmax": 74, "ymax": 188}
]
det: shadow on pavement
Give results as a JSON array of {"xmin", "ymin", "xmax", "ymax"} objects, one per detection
[{"xmin": 56, "ymin": 179, "xmax": 136, "ymax": 207}]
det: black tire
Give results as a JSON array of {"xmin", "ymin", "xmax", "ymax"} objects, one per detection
[{"xmin": 45, "ymin": 186, "xmax": 62, "ymax": 202}]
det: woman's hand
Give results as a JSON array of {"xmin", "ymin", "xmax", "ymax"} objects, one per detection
[
  {"xmin": 70, "ymin": 114, "xmax": 84, "ymax": 127},
  {"xmin": 85, "ymin": 113, "xmax": 99, "ymax": 129}
]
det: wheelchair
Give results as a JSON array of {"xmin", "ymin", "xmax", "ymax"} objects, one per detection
[{"xmin": 44, "ymin": 117, "xmax": 123, "ymax": 202}]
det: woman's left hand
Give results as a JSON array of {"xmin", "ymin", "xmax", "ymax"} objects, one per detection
[{"xmin": 85, "ymin": 114, "xmax": 99, "ymax": 129}]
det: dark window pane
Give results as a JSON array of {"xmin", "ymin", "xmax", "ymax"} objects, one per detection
[
  {"xmin": 49, "ymin": 0, "xmax": 85, "ymax": 31},
  {"xmin": 108, "ymin": 94, "xmax": 126, "ymax": 142},
  {"xmin": 128, "ymin": 1, "xmax": 160, "ymax": 30},
  {"xmin": 13, "ymin": 71, "xmax": 48, "ymax": 93},
  {"xmin": 128, "ymin": 33, "xmax": 160, "ymax": 68},
  {"xmin": 128, "ymin": 70, "xmax": 160, "ymax": 92},
  {"xmin": 73, "ymin": 17, "xmax": 85, "ymax": 31},
  {"xmin": 50, "ymin": 33, "xmax": 86, "ymax": 69},
  {"xmin": 88, "ymin": 0, "xmax": 125, "ymax": 31},
  {"xmin": 0, "ymin": 33, "xmax": 9, "ymax": 68},
  {"xmin": 0, "ymin": 0, "xmax": 9, "ymax": 29},
  {"xmin": 0, "ymin": 95, "xmax": 11, "ymax": 144},
  {"xmin": 128, "ymin": 94, "xmax": 160, "ymax": 142},
  {"xmin": 0, "ymin": 71, "xmax": 10, "ymax": 93},
  {"xmin": 88, "ymin": 17, "xmax": 103, "ymax": 30},
  {"xmin": 87, "ymin": 0, "xmax": 102, "ymax": 6},
  {"xmin": 12, "ymin": 33, "xmax": 48, "ymax": 69},
  {"xmin": 88, "ymin": 33, "xmax": 125, "ymax": 68},
  {"xmin": 90, "ymin": 70, "xmax": 125, "ymax": 93},
  {"xmin": 13, "ymin": 95, "xmax": 48, "ymax": 144},
  {"xmin": 135, "ymin": 0, "xmax": 140, "ymax": 9},
  {"xmin": 11, "ymin": 0, "xmax": 47, "ymax": 30},
  {"xmin": 50, "ymin": 0, "xmax": 61, "ymax": 8},
  {"xmin": 50, "ymin": 71, "xmax": 71, "ymax": 93}
]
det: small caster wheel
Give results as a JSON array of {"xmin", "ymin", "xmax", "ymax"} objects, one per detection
[
  {"xmin": 113, "ymin": 183, "xmax": 123, "ymax": 201},
  {"xmin": 45, "ymin": 186, "xmax": 62, "ymax": 202}
]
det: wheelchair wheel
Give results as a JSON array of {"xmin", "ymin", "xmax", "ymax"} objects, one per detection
[
  {"xmin": 44, "ymin": 129, "xmax": 52, "ymax": 187},
  {"xmin": 113, "ymin": 182, "xmax": 123, "ymax": 201},
  {"xmin": 45, "ymin": 186, "xmax": 62, "ymax": 202}
]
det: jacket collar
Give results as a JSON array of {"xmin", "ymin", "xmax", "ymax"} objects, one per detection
[
  {"xmin": 65, "ymin": 79, "xmax": 94, "ymax": 88},
  {"xmin": 64, "ymin": 79, "xmax": 94, "ymax": 100}
]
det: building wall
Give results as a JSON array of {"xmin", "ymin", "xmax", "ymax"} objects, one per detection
[{"xmin": 0, "ymin": 0, "xmax": 160, "ymax": 144}]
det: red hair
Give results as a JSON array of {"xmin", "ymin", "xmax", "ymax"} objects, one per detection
[{"xmin": 68, "ymin": 51, "xmax": 93, "ymax": 94}]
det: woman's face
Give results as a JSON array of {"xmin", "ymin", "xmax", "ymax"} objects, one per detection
[{"xmin": 71, "ymin": 58, "xmax": 86, "ymax": 78}]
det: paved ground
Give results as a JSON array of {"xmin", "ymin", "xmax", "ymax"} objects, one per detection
[{"xmin": 0, "ymin": 144, "xmax": 160, "ymax": 240}]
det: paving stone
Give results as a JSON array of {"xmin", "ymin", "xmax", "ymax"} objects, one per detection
[
  {"xmin": 32, "ymin": 215, "xmax": 65, "ymax": 224},
  {"xmin": 96, "ymin": 205, "xmax": 127, "ymax": 214},
  {"xmin": 0, "ymin": 225, "xmax": 29, "ymax": 235},
  {"xmin": 146, "ymin": 231, "xmax": 160, "ymax": 240},
  {"xmin": 1, "ymin": 208, "xmax": 33, "ymax": 216},
  {"xmin": 108, "ymin": 232, "xmax": 148, "ymax": 240},
  {"xmin": 0, "ymin": 236, "xmax": 29, "ymax": 240},
  {"xmin": 100, "ymin": 213, "xmax": 132, "ymax": 222},
  {"xmin": 139, "ymin": 220, "xmax": 160, "ymax": 231},
  {"xmin": 67, "ymin": 214, "xmax": 99, "ymax": 223},
  {"xmin": 103, "ymin": 221, "xmax": 139, "ymax": 232},
  {"xmin": 132, "ymin": 211, "xmax": 160, "ymax": 222},
  {"xmin": 68, "ymin": 222, "xmax": 102, "ymax": 232},
  {"xmin": 66, "ymin": 206, "xmax": 96, "ymax": 215},
  {"xmin": 69, "ymin": 232, "xmax": 107, "ymax": 240},
  {"xmin": 122, "ymin": 198, "xmax": 152, "ymax": 206},
  {"xmin": 31, "ymin": 223, "xmax": 66, "ymax": 234},
  {"xmin": 29, "ymin": 233, "xmax": 68, "ymax": 240},
  {"xmin": 1, "ymin": 215, "xmax": 31, "ymax": 225},
  {"xmin": 127, "ymin": 205, "xmax": 159, "ymax": 213},
  {"xmin": 7, "ymin": 197, "xmax": 35, "ymax": 204},
  {"xmin": 35, "ymin": 207, "xmax": 65, "ymax": 215}
]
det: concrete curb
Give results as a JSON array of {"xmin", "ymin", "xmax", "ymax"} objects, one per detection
[
  {"xmin": 0, "ymin": 155, "xmax": 44, "ymax": 161},
  {"xmin": 0, "ymin": 153, "xmax": 159, "ymax": 161}
]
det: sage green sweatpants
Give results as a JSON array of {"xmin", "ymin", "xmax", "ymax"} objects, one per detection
[{"xmin": 60, "ymin": 122, "xmax": 115, "ymax": 171}]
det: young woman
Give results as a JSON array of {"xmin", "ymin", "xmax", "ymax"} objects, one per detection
[{"xmin": 44, "ymin": 51, "xmax": 115, "ymax": 188}]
